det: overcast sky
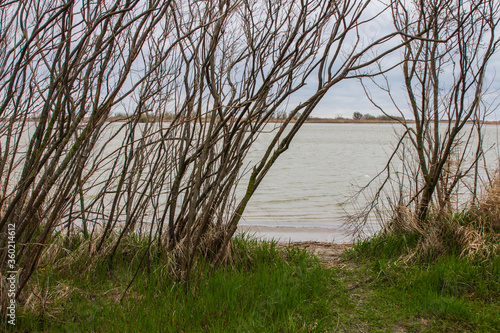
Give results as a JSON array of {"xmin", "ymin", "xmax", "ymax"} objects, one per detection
[
  {"xmin": 308, "ymin": 2, "xmax": 500, "ymax": 121},
  {"xmin": 311, "ymin": 59, "xmax": 500, "ymax": 120}
]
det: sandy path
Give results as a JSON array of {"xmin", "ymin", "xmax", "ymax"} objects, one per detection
[{"xmin": 283, "ymin": 241, "xmax": 352, "ymax": 267}]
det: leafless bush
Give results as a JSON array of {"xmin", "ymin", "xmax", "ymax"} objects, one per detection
[
  {"xmin": 1, "ymin": 0, "xmax": 406, "ymax": 299},
  {"xmin": 354, "ymin": 0, "xmax": 500, "ymax": 238}
]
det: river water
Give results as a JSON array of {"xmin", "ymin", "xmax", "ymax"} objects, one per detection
[
  {"xmin": 237, "ymin": 123, "xmax": 500, "ymax": 243},
  {"xmin": 3, "ymin": 122, "xmax": 498, "ymax": 243}
]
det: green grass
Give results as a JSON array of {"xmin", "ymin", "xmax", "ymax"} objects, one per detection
[
  {"xmin": 15, "ymin": 235, "xmax": 337, "ymax": 332},
  {"xmin": 8, "ymin": 231, "xmax": 500, "ymax": 332},
  {"xmin": 346, "ymin": 232, "xmax": 500, "ymax": 332}
]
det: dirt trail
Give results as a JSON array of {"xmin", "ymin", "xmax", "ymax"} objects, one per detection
[{"xmin": 285, "ymin": 241, "xmax": 352, "ymax": 267}]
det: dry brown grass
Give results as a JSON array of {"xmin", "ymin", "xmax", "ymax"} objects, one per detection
[
  {"xmin": 385, "ymin": 176, "xmax": 500, "ymax": 262},
  {"xmin": 15, "ymin": 225, "xmax": 240, "ymax": 318},
  {"xmin": 416, "ymin": 217, "xmax": 494, "ymax": 260},
  {"xmin": 474, "ymin": 176, "xmax": 500, "ymax": 232},
  {"xmin": 16, "ymin": 232, "xmax": 148, "ymax": 313},
  {"xmin": 387, "ymin": 204, "xmax": 423, "ymax": 235}
]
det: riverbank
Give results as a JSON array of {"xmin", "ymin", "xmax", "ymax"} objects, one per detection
[
  {"xmin": 21, "ymin": 116, "xmax": 500, "ymax": 125},
  {"xmin": 8, "ymin": 233, "xmax": 499, "ymax": 332}
]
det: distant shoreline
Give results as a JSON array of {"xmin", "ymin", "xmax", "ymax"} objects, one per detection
[
  {"xmin": 20, "ymin": 117, "xmax": 500, "ymax": 125},
  {"xmin": 304, "ymin": 118, "xmax": 500, "ymax": 125},
  {"xmin": 107, "ymin": 117, "xmax": 500, "ymax": 125}
]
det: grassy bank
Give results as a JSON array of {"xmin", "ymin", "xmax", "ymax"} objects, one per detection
[
  {"xmin": 12, "ymin": 235, "xmax": 337, "ymax": 332},
  {"xmin": 6, "ymin": 230, "xmax": 499, "ymax": 332},
  {"xmin": 343, "ymin": 232, "xmax": 500, "ymax": 332}
]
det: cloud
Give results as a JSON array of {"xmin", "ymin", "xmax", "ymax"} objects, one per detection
[{"xmin": 306, "ymin": 0, "xmax": 500, "ymax": 121}]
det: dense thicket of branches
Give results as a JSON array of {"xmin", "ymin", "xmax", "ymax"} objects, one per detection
[{"xmin": 0, "ymin": 0, "xmax": 403, "ymax": 296}]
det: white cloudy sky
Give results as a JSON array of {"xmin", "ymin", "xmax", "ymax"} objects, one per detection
[
  {"xmin": 311, "ymin": 58, "xmax": 500, "ymax": 120},
  {"xmin": 306, "ymin": 1, "xmax": 500, "ymax": 120}
]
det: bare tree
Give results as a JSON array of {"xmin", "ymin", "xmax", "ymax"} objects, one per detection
[
  {"xmin": 357, "ymin": 0, "xmax": 500, "ymax": 232},
  {"xmin": 1, "ymin": 0, "xmax": 404, "ymax": 298},
  {"xmin": 0, "ymin": 0, "xmax": 180, "ymax": 296}
]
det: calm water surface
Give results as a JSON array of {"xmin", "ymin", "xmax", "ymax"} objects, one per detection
[
  {"xmin": 238, "ymin": 123, "xmax": 500, "ymax": 243},
  {"xmin": 4, "ymin": 122, "xmax": 498, "ymax": 242}
]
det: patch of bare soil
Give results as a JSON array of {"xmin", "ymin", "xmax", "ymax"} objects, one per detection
[{"xmin": 283, "ymin": 241, "xmax": 352, "ymax": 268}]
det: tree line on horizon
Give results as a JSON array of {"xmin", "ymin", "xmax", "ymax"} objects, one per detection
[{"xmin": 352, "ymin": 111, "xmax": 403, "ymax": 121}]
